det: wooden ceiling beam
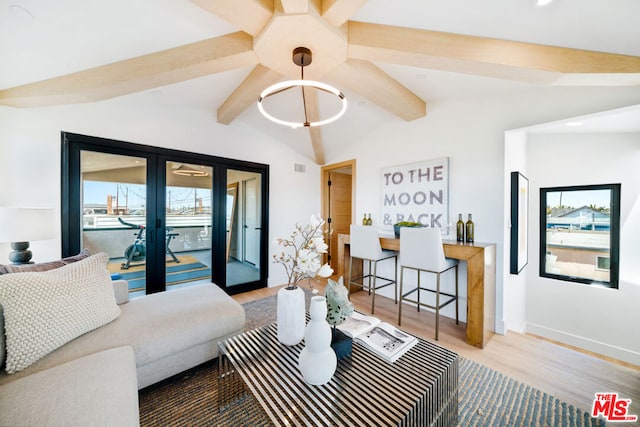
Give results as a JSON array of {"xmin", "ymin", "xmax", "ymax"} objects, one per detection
[
  {"xmin": 303, "ymin": 86, "xmax": 326, "ymax": 165},
  {"xmin": 322, "ymin": 0, "xmax": 368, "ymax": 27},
  {"xmin": 279, "ymin": 0, "xmax": 310, "ymax": 14},
  {"xmin": 347, "ymin": 21, "xmax": 640, "ymax": 85},
  {"xmin": 190, "ymin": 0, "xmax": 274, "ymax": 36},
  {"xmin": 217, "ymin": 64, "xmax": 282, "ymax": 125},
  {"xmin": 308, "ymin": 127, "xmax": 325, "ymax": 166},
  {"xmin": 0, "ymin": 32, "xmax": 257, "ymax": 108},
  {"xmin": 329, "ymin": 59, "xmax": 426, "ymax": 121}
]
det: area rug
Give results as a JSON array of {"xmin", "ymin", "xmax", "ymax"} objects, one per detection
[
  {"xmin": 107, "ymin": 255, "xmax": 211, "ymax": 291},
  {"xmin": 138, "ymin": 295, "xmax": 604, "ymax": 427}
]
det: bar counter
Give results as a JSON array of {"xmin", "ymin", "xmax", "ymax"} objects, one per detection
[{"xmin": 336, "ymin": 233, "xmax": 496, "ymax": 348}]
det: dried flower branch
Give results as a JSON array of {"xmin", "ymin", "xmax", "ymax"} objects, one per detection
[{"xmin": 273, "ymin": 215, "xmax": 333, "ymax": 290}]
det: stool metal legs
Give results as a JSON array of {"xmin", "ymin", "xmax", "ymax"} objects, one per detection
[
  {"xmin": 348, "ymin": 255, "xmax": 397, "ymax": 315},
  {"xmin": 398, "ymin": 265, "xmax": 459, "ymax": 340}
]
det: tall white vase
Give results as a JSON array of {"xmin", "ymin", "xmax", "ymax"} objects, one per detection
[
  {"xmin": 298, "ymin": 296, "xmax": 337, "ymax": 385},
  {"xmin": 277, "ymin": 286, "xmax": 306, "ymax": 346}
]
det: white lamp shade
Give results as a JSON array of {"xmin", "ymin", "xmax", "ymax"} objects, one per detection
[{"xmin": 0, "ymin": 207, "xmax": 57, "ymax": 243}]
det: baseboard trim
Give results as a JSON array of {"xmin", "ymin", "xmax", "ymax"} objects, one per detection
[{"xmin": 526, "ymin": 322, "xmax": 640, "ymax": 367}]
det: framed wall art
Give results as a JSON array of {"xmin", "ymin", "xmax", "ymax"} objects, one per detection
[
  {"xmin": 510, "ymin": 171, "xmax": 529, "ymax": 274},
  {"xmin": 380, "ymin": 157, "xmax": 450, "ymax": 235}
]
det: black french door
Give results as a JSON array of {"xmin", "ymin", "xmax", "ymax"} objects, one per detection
[{"xmin": 61, "ymin": 132, "xmax": 268, "ymax": 295}]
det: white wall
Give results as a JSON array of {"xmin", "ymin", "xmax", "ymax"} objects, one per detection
[
  {"xmin": 502, "ymin": 131, "xmax": 528, "ymax": 333},
  {"xmin": 0, "ymin": 102, "xmax": 320, "ymax": 287},
  {"xmin": 525, "ymin": 132, "xmax": 640, "ymax": 365}
]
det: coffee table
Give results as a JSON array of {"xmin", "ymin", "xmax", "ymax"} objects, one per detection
[{"xmin": 218, "ymin": 323, "xmax": 459, "ymax": 426}]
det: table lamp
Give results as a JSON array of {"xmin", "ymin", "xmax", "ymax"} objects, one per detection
[{"xmin": 0, "ymin": 207, "xmax": 56, "ymax": 264}]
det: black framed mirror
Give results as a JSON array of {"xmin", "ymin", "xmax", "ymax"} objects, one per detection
[{"xmin": 539, "ymin": 183, "xmax": 621, "ymax": 288}]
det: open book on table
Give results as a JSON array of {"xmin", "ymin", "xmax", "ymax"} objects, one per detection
[{"xmin": 337, "ymin": 311, "xmax": 418, "ymax": 363}]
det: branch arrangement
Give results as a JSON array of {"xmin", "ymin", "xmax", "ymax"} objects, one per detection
[{"xmin": 273, "ymin": 215, "xmax": 333, "ymax": 289}]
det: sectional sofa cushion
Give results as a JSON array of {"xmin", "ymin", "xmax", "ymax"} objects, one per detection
[
  {"xmin": 0, "ymin": 346, "xmax": 139, "ymax": 427},
  {"xmin": 0, "ymin": 253, "xmax": 120, "ymax": 373},
  {"xmin": 0, "ymin": 284, "xmax": 245, "ymax": 389},
  {"xmin": 0, "ymin": 249, "xmax": 90, "ymax": 275}
]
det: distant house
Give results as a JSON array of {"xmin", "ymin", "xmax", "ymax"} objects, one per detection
[
  {"xmin": 547, "ymin": 206, "xmax": 610, "ymax": 231},
  {"xmin": 545, "ymin": 205, "xmax": 611, "ymax": 277}
]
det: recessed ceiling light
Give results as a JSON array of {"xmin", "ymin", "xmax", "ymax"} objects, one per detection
[
  {"xmin": 566, "ymin": 121, "xmax": 584, "ymax": 127},
  {"xmin": 536, "ymin": 0, "xmax": 554, "ymax": 6},
  {"xmin": 9, "ymin": 4, "xmax": 34, "ymax": 20}
]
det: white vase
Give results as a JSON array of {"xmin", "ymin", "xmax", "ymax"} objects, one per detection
[
  {"xmin": 298, "ymin": 296, "xmax": 337, "ymax": 385},
  {"xmin": 277, "ymin": 286, "xmax": 306, "ymax": 346}
]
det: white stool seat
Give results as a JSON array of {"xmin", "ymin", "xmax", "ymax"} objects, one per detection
[
  {"xmin": 398, "ymin": 227, "xmax": 459, "ymax": 341},
  {"xmin": 348, "ymin": 225, "xmax": 398, "ymax": 314}
]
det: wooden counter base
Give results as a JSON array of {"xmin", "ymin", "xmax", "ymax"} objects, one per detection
[{"xmin": 336, "ymin": 233, "xmax": 495, "ymax": 348}]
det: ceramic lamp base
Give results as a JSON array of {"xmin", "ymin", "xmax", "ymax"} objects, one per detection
[{"xmin": 9, "ymin": 241, "xmax": 33, "ymax": 264}]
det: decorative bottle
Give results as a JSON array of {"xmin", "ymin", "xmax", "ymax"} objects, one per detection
[
  {"xmin": 456, "ymin": 214, "xmax": 465, "ymax": 242},
  {"xmin": 465, "ymin": 214, "xmax": 474, "ymax": 243},
  {"xmin": 298, "ymin": 296, "xmax": 337, "ymax": 385},
  {"xmin": 362, "ymin": 213, "xmax": 368, "ymax": 225},
  {"xmin": 366, "ymin": 214, "xmax": 372, "ymax": 226}
]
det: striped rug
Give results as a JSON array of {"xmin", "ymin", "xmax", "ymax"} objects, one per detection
[
  {"xmin": 138, "ymin": 295, "xmax": 605, "ymax": 427},
  {"xmin": 458, "ymin": 359, "xmax": 604, "ymax": 426}
]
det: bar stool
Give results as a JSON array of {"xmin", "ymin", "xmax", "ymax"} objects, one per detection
[
  {"xmin": 348, "ymin": 224, "xmax": 398, "ymax": 314},
  {"xmin": 398, "ymin": 227, "xmax": 458, "ymax": 340}
]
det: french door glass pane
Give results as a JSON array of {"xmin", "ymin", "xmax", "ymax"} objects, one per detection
[
  {"xmin": 80, "ymin": 150, "xmax": 147, "ymax": 295},
  {"xmin": 166, "ymin": 161, "xmax": 213, "ymax": 290},
  {"xmin": 227, "ymin": 169, "xmax": 261, "ymax": 286}
]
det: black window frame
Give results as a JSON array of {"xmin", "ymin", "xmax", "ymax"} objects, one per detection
[{"xmin": 539, "ymin": 183, "xmax": 621, "ymax": 289}]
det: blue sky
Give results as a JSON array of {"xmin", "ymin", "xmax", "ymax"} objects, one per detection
[{"xmin": 545, "ymin": 189, "xmax": 611, "ymax": 209}]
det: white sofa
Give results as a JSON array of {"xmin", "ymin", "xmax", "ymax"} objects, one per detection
[{"xmin": 0, "ymin": 275, "xmax": 245, "ymax": 426}]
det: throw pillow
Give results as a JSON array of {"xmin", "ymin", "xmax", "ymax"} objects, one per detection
[
  {"xmin": 0, "ymin": 249, "xmax": 92, "ymax": 368},
  {"xmin": 0, "ymin": 249, "xmax": 91, "ymax": 275},
  {"xmin": 0, "ymin": 304, "xmax": 4, "ymax": 369},
  {"xmin": 0, "ymin": 252, "xmax": 120, "ymax": 374}
]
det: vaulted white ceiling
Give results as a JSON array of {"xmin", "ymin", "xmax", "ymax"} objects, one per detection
[{"xmin": 2, "ymin": 0, "xmax": 639, "ymax": 162}]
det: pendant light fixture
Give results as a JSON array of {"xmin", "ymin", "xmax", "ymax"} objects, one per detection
[
  {"xmin": 172, "ymin": 164, "xmax": 208, "ymax": 177},
  {"xmin": 257, "ymin": 47, "xmax": 347, "ymax": 129}
]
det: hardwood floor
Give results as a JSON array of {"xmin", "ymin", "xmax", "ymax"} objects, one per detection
[{"xmin": 233, "ymin": 282, "xmax": 640, "ymax": 414}]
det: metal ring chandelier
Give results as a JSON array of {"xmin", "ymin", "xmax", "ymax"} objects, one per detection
[{"xmin": 257, "ymin": 47, "xmax": 347, "ymax": 129}]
